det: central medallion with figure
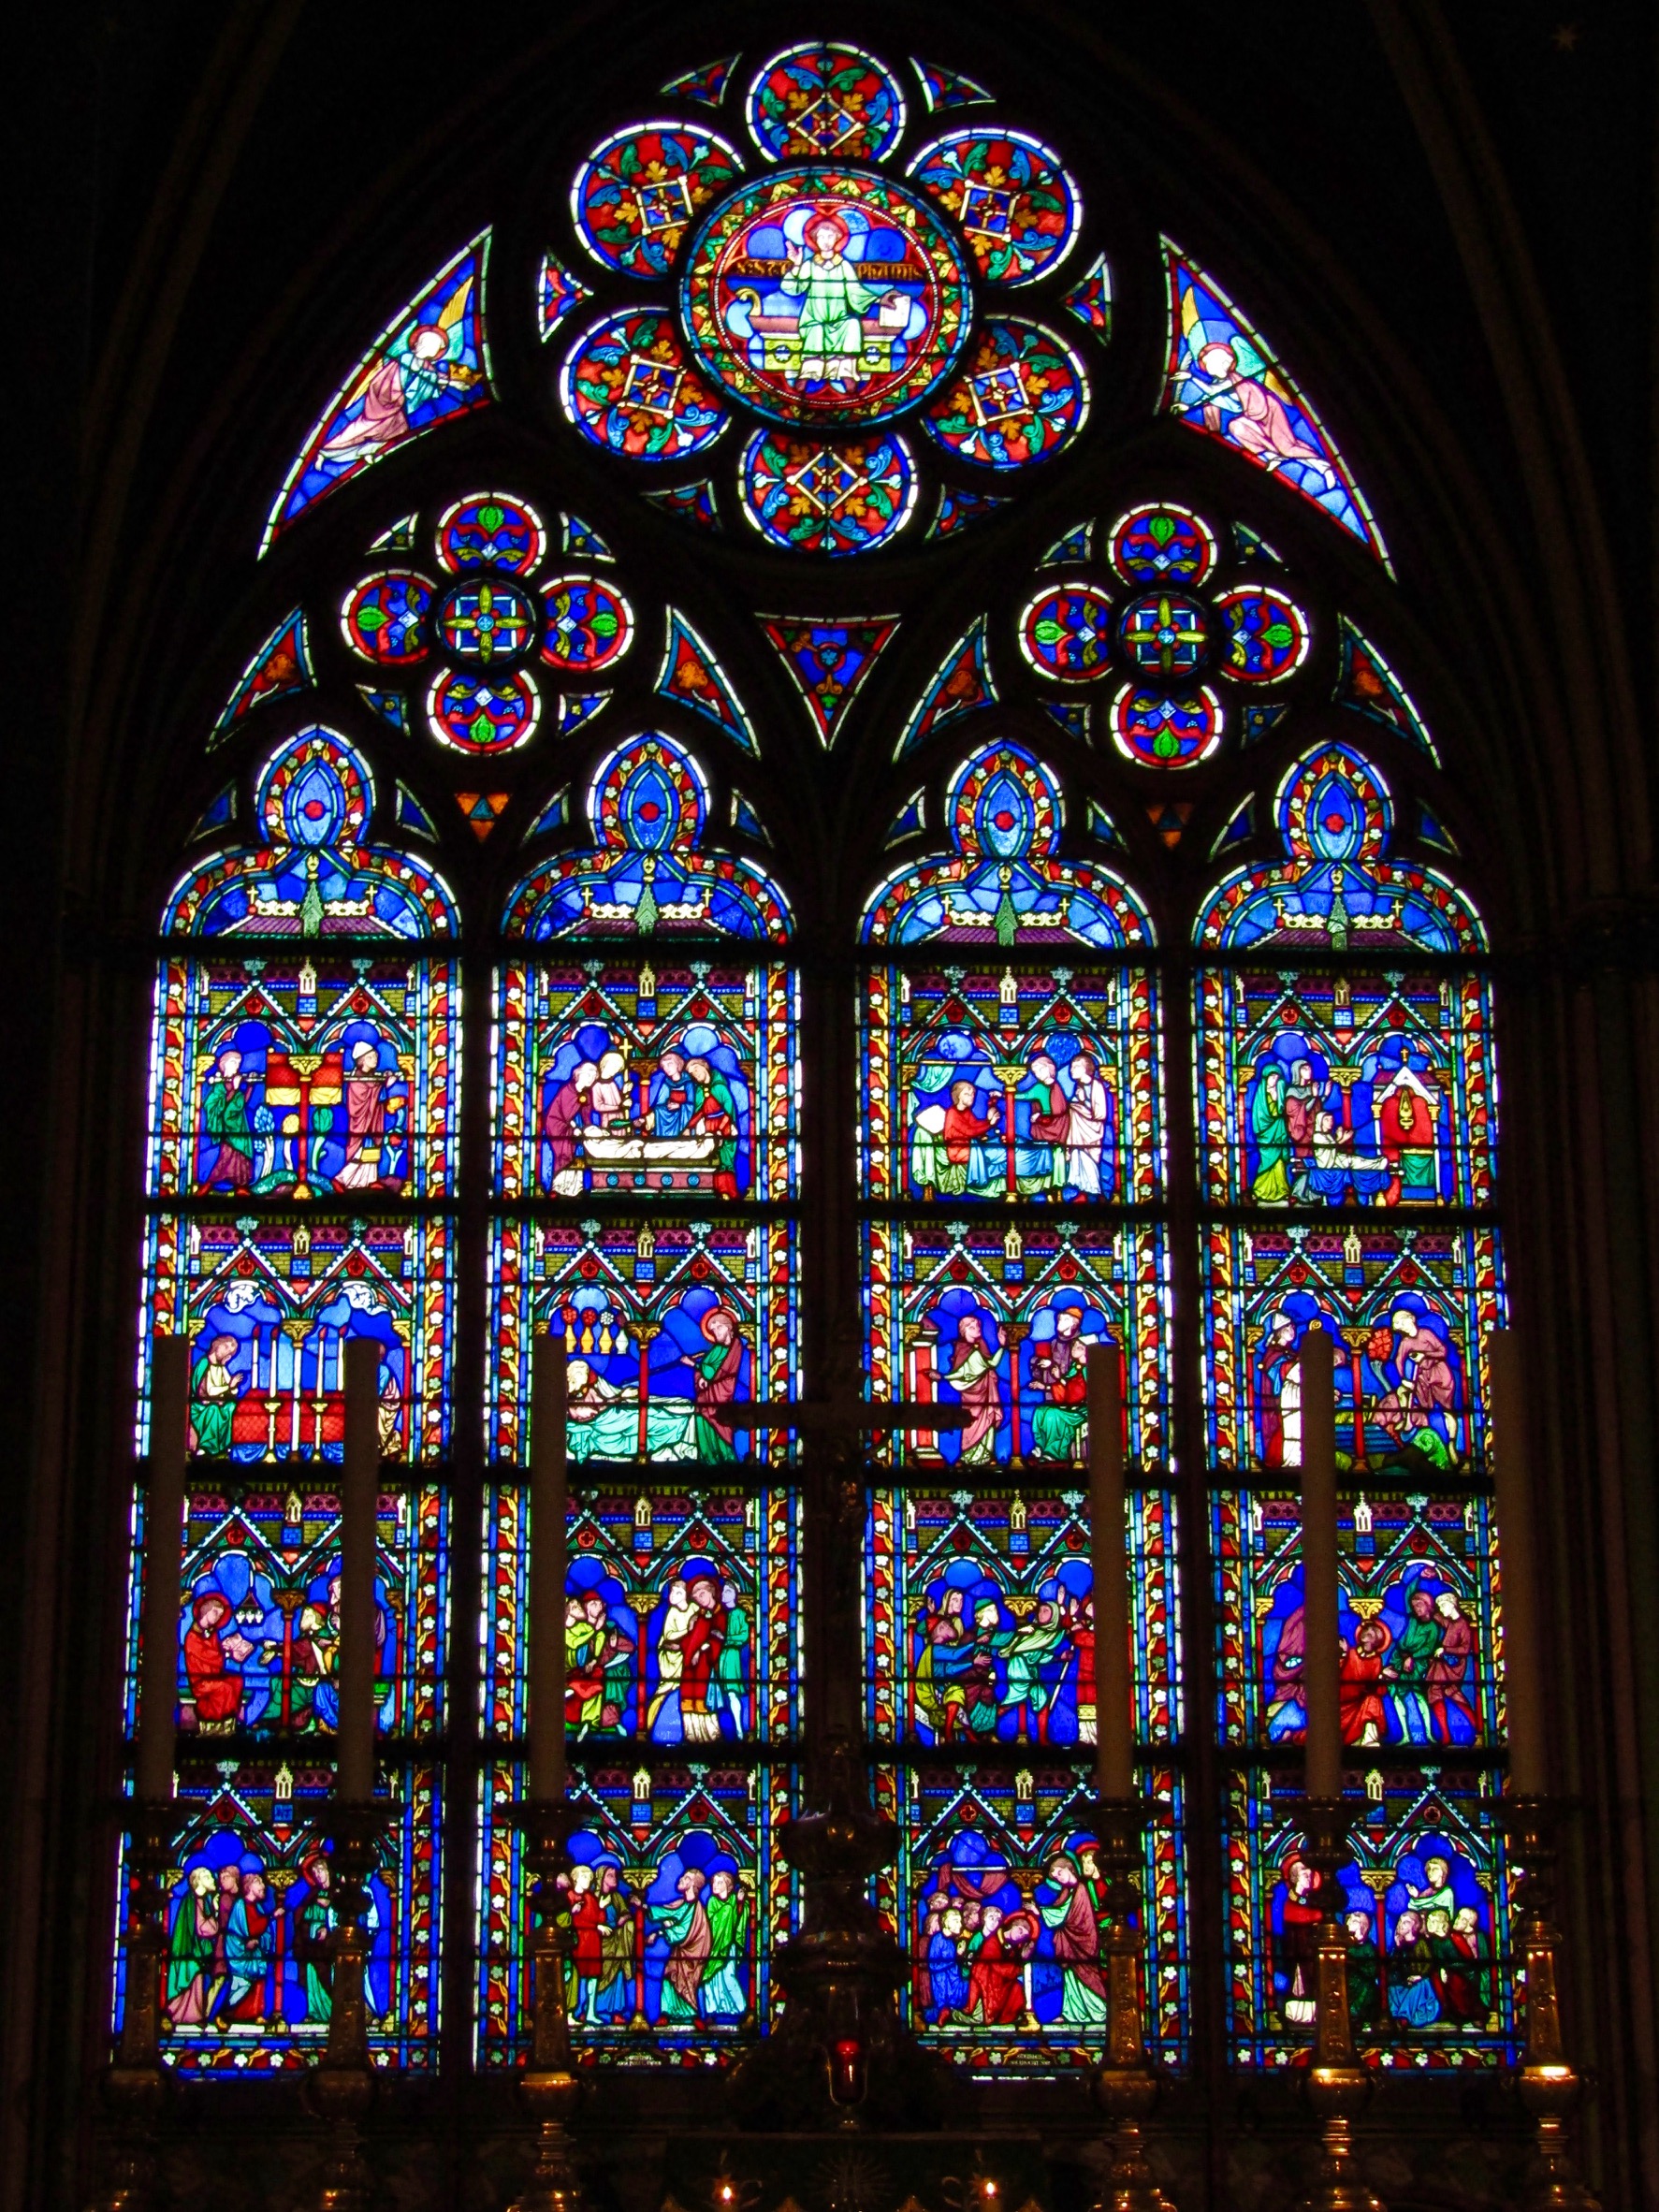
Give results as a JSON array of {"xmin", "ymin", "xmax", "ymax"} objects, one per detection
[{"xmin": 680, "ymin": 165, "xmax": 973, "ymax": 429}]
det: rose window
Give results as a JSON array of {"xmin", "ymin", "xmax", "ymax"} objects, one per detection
[{"xmin": 554, "ymin": 42, "xmax": 1100, "ymax": 554}]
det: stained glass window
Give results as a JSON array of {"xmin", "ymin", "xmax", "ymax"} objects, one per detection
[
  {"xmin": 858, "ymin": 737, "xmax": 1187, "ymax": 2069},
  {"xmin": 124, "ymin": 27, "xmax": 1521, "ymax": 2119},
  {"xmin": 129, "ymin": 726, "xmax": 457, "ymax": 2066},
  {"xmin": 1195, "ymin": 742, "xmax": 1510, "ymax": 2069}
]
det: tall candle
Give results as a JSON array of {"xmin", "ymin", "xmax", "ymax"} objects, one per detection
[
  {"xmin": 137, "ymin": 1335, "xmax": 189, "ymax": 1803},
  {"xmin": 529, "ymin": 1331, "xmax": 569, "ymax": 1803},
  {"xmin": 337, "ymin": 1336, "xmax": 379, "ymax": 1803},
  {"xmin": 1087, "ymin": 1342, "xmax": 1132, "ymax": 1798},
  {"xmin": 1490, "ymin": 1328, "xmax": 1546, "ymax": 1794},
  {"xmin": 1299, "ymin": 1324, "xmax": 1342, "ymax": 1801}
]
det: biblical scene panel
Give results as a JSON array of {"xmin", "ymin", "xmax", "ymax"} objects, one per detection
[
  {"xmin": 475, "ymin": 1760, "xmax": 793, "ymax": 2061},
  {"xmin": 1211, "ymin": 1491, "xmax": 1501, "ymax": 1751},
  {"xmin": 492, "ymin": 959, "xmax": 797, "ymax": 1202},
  {"xmin": 862, "ymin": 1220, "xmax": 1170, "ymax": 1470},
  {"xmin": 487, "ymin": 1218, "xmax": 799, "ymax": 1465},
  {"xmin": 124, "ymin": 1482, "xmax": 449, "ymax": 1743},
  {"xmin": 149, "ymin": 953, "xmax": 458, "ymax": 1202},
  {"xmin": 1196, "ymin": 968, "xmax": 1494, "ymax": 1211},
  {"xmin": 871, "ymin": 1764, "xmax": 1187, "ymax": 2070},
  {"xmin": 1201, "ymin": 1223, "xmax": 1501, "ymax": 1476},
  {"xmin": 1225, "ymin": 1766, "xmax": 1516, "ymax": 2069},
  {"xmin": 483, "ymin": 1485, "xmax": 797, "ymax": 1745},
  {"xmin": 863, "ymin": 1488, "xmax": 1179, "ymax": 1747},
  {"xmin": 860, "ymin": 965, "xmax": 1161, "ymax": 1205},
  {"xmin": 114, "ymin": 1762, "xmax": 441, "ymax": 2070},
  {"xmin": 138, "ymin": 1215, "xmax": 455, "ymax": 1463}
]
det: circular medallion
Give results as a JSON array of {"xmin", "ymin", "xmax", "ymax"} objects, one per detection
[
  {"xmin": 739, "ymin": 428, "xmax": 916, "ymax": 554},
  {"xmin": 436, "ymin": 493, "xmax": 546, "ymax": 575},
  {"xmin": 427, "ymin": 669, "xmax": 542, "ymax": 753},
  {"xmin": 573, "ymin": 124, "xmax": 745, "ymax": 279},
  {"xmin": 1108, "ymin": 503, "xmax": 1216, "ymax": 589},
  {"xmin": 434, "ymin": 578, "xmax": 538, "ymax": 664},
  {"xmin": 1215, "ymin": 585, "xmax": 1310, "ymax": 683},
  {"xmin": 1109, "ymin": 684, "xmax": 1223, "ymax": 768},
  {"xmin": 923, "ymin": 318, "xmax": 1088, "ymax": 470},
  {"xmin": 1117, "ymin": 591, "xmax": 1210, "ymax": 680},
  {"xmin": 560, "ymin": 311, "xmax": 728, "ymax": 460},
  {"xmin": 746, "ymin": 44, "xmax": 907, "ymax": 164},
  {"xmin": 538, "ymin": 575, "xmax": 635, "ymax": 674},
  {"xmin": 340, "ymin": 572, "xmax": 432, "ymax": 663},
  {"xmin": 680, "ymin": 167, "xmax": 971, "ymax": 429},
  {"xmin": 1019, "ymin": 582, "xmax": 1114, "ymax": 681},
  {"xmin": 909, "ymin": 129, "xmax": 1080, "ymax": 286}
]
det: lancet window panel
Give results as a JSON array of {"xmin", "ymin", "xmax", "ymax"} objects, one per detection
[
  {"xmin": 474, "ymin": 1760, "xmax": 794, "ymax": 2062},
  {"xmin": 482, "ymin": 1483, "xmax": 798, "ymax": 1746},
  {"xmin": 869, "ymin": 1764, "xmax": 1189, "ymax": 2072},
  {"xmin": 491, "ymin": 958, "xmax": 799, "ymax": 1205},
  {"xmin": 1201, "ymin": 1223, "xmax": 1503, "ymax": 1479},
  {"xmin": 1225, "ymin": 1767, "xmax": 1516, "ymax": 2071},
  {"xmin": 487, "ymin": 1217, "xmax": 800, "ymax": 1468},
  {"xmin": 862, "ymin": 1220, "xmax": 1170, "ymax": 1473},
  {"xmin": 860, "ymin": 962, "xmax": 1161, "ymax": 1209},
  {"xmin": 138, "ymin": 1214, "xmax": 456, "ymax": 1465},
  {"xmin": 124, "ymin": 1482, "xmax": 450, "ymax": 1747},
  {"xmin": 149, "ymin": 951, "xmax": 458, "ymax": 1205},
  {"xmin": 114, "ymin": 1761, "xmax": 443, "ymax": 2071},
  {"xmin": 863, "ymin": 1486, "xmax": 1181, "ymax": 1749},
  {"xmin": 1211, "ymin": 1490, "xmax": 1503, "ymax": 1752}
]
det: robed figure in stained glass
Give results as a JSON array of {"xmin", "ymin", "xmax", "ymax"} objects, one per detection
[{"xmin": 780, "ymin": 210, "xmax": 895, "ymax": 388}]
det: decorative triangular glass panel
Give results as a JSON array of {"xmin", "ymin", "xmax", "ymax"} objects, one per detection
[
  {"xmin": 1230, "ymin": 520, "xmax": 1284, "ymax": 566},
  {"xmin": 1210, "ymin": 795, "xmax": 1254, "ymax": 856},
  {"xmin": 730, "ymin": 788, "xmax": 770, "ymax": 843},
  {"xmin": 643, "ymin": 478, "xmax": 720, "ymax": 531},
  {"xmin": 537, "ymin": 254, "xmax": 592, "ymax": 343},
  {"xmin": 357, "ymin": 687, "xmax": 411, "ymax": 737},
  {"xmin": 656, "ymin": 612, "xmax": 757, "ymax": 753},
  {"xmin": 1085, "ymin": 798, "xmax": 1124, "ymax": 849},
  {"xmin": 662, "ymin": 55, "xmax": 736, "ymax": 106},
  {"xmin": 895, "ymin": 617, "xmax": 996, "ymax": 759},
  {"xmin": 929, "ymin": 486, "xmax": 1009, "ymax": 540},
  {"xmin": 1144, "ymin": 799, "xmax": 1193, "ymax": 849},
  {"xmin": 1038, "ymin": 698, "xmax": 1091, "ymax": 746},
  {"xmin": 561, "ymin": 512, "xmax": 616, "ymax": 562},
  {"xmin": 759, "ymin": 614, "xmax": 899, "ymax": 746},
  {"xmin": 1241, "ymin": 702, "xmax": 1291, "ymax": 748},
  {"xmin": 369, "ymin": 513, "xmax": 419, "ymax": 553},
  {"xmin": 912, "ymin": 56, "xmax": 994, "ymax": 109},
  {"xmin": 1419, "ymin": 803, "xmax": 1459, "ymax": 854},
  {"xmin": 209, "ymin": 610, "xmax": 313, "ymax": 747},
  {"xmin": 262, "ymin": 233, "xmax": 490, "ymax": 553},
  {"xmin": 1162, "ymin": 240, "xmax": 1389, "ymax": 565},
  {"xmin": 395, "ymin": 782, "xmax": 439, "ymax": 841},
  {"xmin": 1334, "ymin": 615, "xmax": 1439, "ymax": 763},
  {"xmin": 456, "ymin": 790, "xmax": 510, "ymax": 839},
  {"xmin": 885, "ymin": 789, "xmax": 925, "ymax": 845},
  {"xmin": 190, "ymin": 784, "xmax": 236, "ymax": 839},
  {"xmin": 523, "ymin": 786, "xmax": 571, "ymax": 841},
  {"xmin": 1039, "ymin": 520, "xmax": 1095, "ymax": 568},
  {"xmin": 553, "ymin": 692, "xmax": 608, "ymax": 737},
  {"xmin": 1060, "ymin": 255, "xmax": 1112, "ymax": 340}
]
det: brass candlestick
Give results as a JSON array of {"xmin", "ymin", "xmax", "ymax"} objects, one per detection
[
  {"xmin": 508, "ymin": 1799, "xmax": 586, "ymax": 2212},
  {"xmin": 1090, "ymin": 1794, "xmax": 1173, "ymax": 2212},
  {"xmin": 304, "ymin": 1800, "xmax": 394, "ymax": 2212},
  {"xmin": 1499, "ymin": 1797, "xmax": 1601, "ymax": 2211},
  {"xmin": 1296, "ymin": 1797, "xmax": 1384, "ymax": 2212},
  {"xmin": 85, "ymin": 1799, "xmax": 179, "ymax": 2212}
]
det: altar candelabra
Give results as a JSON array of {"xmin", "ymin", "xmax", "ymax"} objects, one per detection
[
  {"xmin": 84, "ymin": 1801, "xmax": 179, "ymax": 2212},
  {"xmin": 1500, "ymin": 1797, "xmax": 1601, "ymax": 2211},
  {"xmin": 507, "ymin": 1800, "xmax": 586, "ymax": 2212},
  {"xmin": 304, "ymin": 1801, "xmax": 395, "ymax": 2212},
  {"xmin": 1090, "ymin": 1794, "xmax": 1171, "ymax": 2212},
  {"xmin": 1295, "ymin": 1797, "xmax": 1384, "ymax": 2212}
]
